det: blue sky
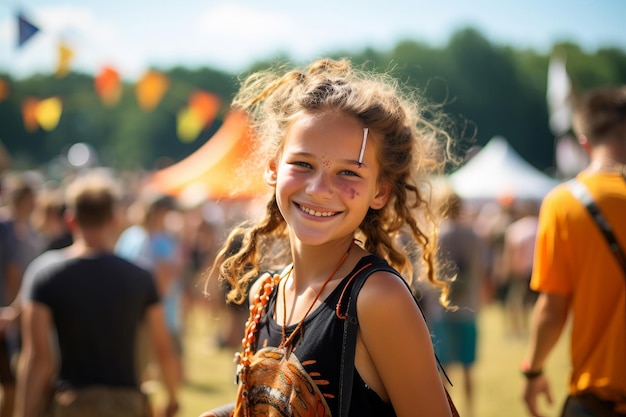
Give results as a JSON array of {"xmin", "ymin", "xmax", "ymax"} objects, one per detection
[{"xmin": 1, "ymin": 0, "xmax": 625, "ymax": 80}]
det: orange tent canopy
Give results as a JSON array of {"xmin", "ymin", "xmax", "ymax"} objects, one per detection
[{"xmin": 146, "ymin": 111, "xmax": 269, "ymax": 201}]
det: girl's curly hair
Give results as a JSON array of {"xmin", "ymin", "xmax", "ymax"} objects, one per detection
[{"xmin": 208, "ymin": 58, "xmax": 457, "ymax": 308}]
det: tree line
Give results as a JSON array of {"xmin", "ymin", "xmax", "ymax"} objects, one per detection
[{"xmin": 1, "ymin": 27, "xmax": 625, "ymax": 177}]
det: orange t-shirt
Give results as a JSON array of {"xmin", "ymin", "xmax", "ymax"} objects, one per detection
[{"xmin": 531, "ymin": 171, "xmax": 626, "ymax": 406}]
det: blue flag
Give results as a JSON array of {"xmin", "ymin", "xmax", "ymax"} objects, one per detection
[{"xmin": 18, "ymin": 12, "xmax": 40, "ymax": 47}]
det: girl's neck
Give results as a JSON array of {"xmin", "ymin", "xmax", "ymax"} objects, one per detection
[{"xmin": 288, "ymin": 237, "xmax": 363, "ymax": 290}]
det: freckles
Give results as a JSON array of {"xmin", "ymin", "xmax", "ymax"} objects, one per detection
[{"xmin": 321, "ymin": 154, "xmax": 331, "ymax": 169}]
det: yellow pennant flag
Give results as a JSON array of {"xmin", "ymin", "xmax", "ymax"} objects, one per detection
[
  {"xmin": 36, "ymin": 97, "xmax": 63, "ymax": 131},
  {"xmin": 0, "ymin": 79, "xmax": 9, "ymax": 103},
  {"xmin": 135, "ymin": 70, "xmax": 169, "ymax": 111},
  {"xmin": 176, "ymin": 106, "xmax": 203, "ymax": 143},
  {"xmin": 188, "ymin": 90, "xmax": 221, "ymax": 127},
  {"xmin": 55, "ymin": 41, "xmax": 74, "ymax": 78}
]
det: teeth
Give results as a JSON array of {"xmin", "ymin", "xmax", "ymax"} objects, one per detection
[{"xmin": 299, "ymin": 204, "xmax": 336, "ymax": 217}]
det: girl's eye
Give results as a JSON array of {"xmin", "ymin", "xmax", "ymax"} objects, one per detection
[
  {"xmin": 340, "ymin": 169, "xmax": 360, "ymax": 177},
  {"xmin": 292, "ymin": 161, "xmax": 312, "ymax": 169}
]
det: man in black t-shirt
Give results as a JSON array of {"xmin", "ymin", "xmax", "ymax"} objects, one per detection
[{"xmin": 15, "ymin": 172, "xmax": 180, "ymax": 417}]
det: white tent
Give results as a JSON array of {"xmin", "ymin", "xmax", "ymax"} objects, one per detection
[{"xmin": 447, "ymin": 136, "xmax": 561, "ymax": 201}]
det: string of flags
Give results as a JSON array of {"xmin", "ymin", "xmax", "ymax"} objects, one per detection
[{"xmin": 8, "ymin": 11, "xmax": 222, "ymax": 142}]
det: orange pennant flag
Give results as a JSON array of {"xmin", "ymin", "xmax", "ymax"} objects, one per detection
[
  {"xmin": 21, "ymin": 97, "xmax": 40, "ymax": 132},
  {"xmin": 177, "ymin": 106, "xmax": 204, "ymax": 143},
  {"xmin": 35, "ymin": 97, "xmax": 63, "ymax": 131},
  {"xmin": 0, "ymin": 79, "xmax": 9, "ymax": 103},
  {"xmin": 55, "ymin": 41, "xmax": 74, "ymax": 78},
  {"xmin": 188, "ymin": 90, "xmax": 221, "ymax": 127},
  {"xmin": 135, "ymin": 70, "xmax": 169, "ymax": 111},
  {"xmin": 94, "ymin": 66, "xmax": 122, "ymax": 106}
]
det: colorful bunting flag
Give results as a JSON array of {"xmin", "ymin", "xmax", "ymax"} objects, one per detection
[
  {"xmin": 546, "ymin": 52, "xmax": 572, "ymax": 137},
  {"xmin": 17, "ymin": 12, "xmax": 40, "ymax": 48},
  {"xmin": 188, "ymin": 90, "xmax": 221, "ymax": 127},
  {"xmin": 177, "ymin": 107, "xmax": 204, "ymax": 143},
  {"xmin": 21, "ymin": 97, "xmax": 40, "ymax": 132},
  {"xmin": 0, "ymin": 79, "xmax": 9, "ymax": 103},
  {"xmin": 175, "ymin": 91, "xmax": 222, "ymax": 142},
  {"xmin": 94, "ymin": 66, "xmax": 122, "ymax": 106},
  {"xmin": 35, "ymin": 97, "xmax": 63, "ymax": 131},
  {"xmin": 55, "ymin": 41, "xmax": 74, "ymax": 78},
  {"xmin": 135, "ymin": 70, "xmax": 169, "ymax": 111}
]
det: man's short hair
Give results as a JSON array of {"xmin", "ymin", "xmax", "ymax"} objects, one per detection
[
  {"xmin": 65, "ymin": 171, "xmax": 121, "ymax": 228},
  {"xmin": 572, "ymin": 85, "xmax": 626, "ymax": 144}
]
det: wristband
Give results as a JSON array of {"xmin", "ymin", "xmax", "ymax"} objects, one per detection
[{"xmin": 520, "ymin": 362, "xmax": 543, "ymax": 379}]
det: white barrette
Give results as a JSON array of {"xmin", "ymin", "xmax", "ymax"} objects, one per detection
[{"xmin": 358, "ymin": 127, "xmax": 369, "ymax": 166}]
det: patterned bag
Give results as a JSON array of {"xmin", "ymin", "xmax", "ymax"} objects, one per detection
[{"xmin": 233, "ymin": 347, "xmax": 332, "ymax": 417}]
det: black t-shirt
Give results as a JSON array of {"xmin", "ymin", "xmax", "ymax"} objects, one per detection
[
  {"xmin": 29, "ymin": 253, "xmax": 159, "ymax": 389},
  {"xmin": 256, "ymin": 255, "xmax": 397, "ymax": 417}
]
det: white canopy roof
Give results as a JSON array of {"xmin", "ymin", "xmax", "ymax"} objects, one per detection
[{"xmin": 447, "ymin": 136, "xmax": 560, "ymax": 201}]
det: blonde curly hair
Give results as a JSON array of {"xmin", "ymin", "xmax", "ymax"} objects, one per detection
[{"xmin": 211, "ymin": 58, "xmax": 455, "ymax": 307}]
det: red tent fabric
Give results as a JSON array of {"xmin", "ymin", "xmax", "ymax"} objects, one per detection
[{"xmin": 146, "ymin": 111, "xmax": 269, "ymax": 201}]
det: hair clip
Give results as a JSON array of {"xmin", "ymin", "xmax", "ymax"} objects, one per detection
[{"xmin": 358, "ymin": 127, "xmax": 369, "ymax": 167}]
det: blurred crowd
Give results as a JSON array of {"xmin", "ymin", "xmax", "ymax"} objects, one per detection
[
  {"xmin": 0, "ymin": 167, "xmax": 262, "ymax": 416},
  {"xmin": 0, "ymin": 165, "xmax": 545, "ymax": 417}
]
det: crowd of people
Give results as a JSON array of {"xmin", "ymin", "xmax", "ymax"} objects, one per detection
[
  {"xmin": 0, "ymin": 57, "xmax": 624, "ymax": 417},
  {"xmin": 0, "ymin": 166, "xmax": 256, "ymax": 416}
]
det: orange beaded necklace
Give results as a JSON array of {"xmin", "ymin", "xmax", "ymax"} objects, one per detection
[{"xmin": 280, "ymin": 242, "xmax": 352, "ymax": 350}]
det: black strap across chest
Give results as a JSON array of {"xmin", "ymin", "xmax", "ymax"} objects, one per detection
[
  {"xmin": 337, "ymin": 258, "xmax": 454, "ymax": 417},
  {"xmin": 567, "ymin": 177, "xmax": 626, "ymax": 276}
]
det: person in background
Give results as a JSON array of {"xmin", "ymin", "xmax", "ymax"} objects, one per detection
[
  {"xmin": 33, "ymin": 186, "xmax": 73, "ymax": 251},
  {"xmin": 0, "ymin": 172, "xmax": 43, "ymax": 417},
  {"xmin": 116, "ymin": 192, "xmax": 185, "ymax": 386},
  {"xmin": 501, "ymin": 203, "xmax": 538, "ymax": 339},
  {"xmin": 431, "ymin": 188, "xmax": 486, "ymax": 417},
  {"xmin": 15, "ymin": 170, "xmax": 180, "ymax": 417},
  {"xmin": 521, "ymin": 86, "xmax": 626, "ymax": 417}
]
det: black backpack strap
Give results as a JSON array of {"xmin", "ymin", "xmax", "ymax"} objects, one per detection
[
  {"xmin": 338, "ymin": 258, "xmax": 452, "ymax": 417},
  {"xmin": 567, "ymin": 178, "xmax": 626, "ymax": 274}
]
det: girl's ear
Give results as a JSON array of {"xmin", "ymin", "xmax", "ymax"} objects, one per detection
[
  {"xmin": 264, "ymin": 159, "xmax": 278, "ymax": 187},
  {"xmin": 370, "ymin": 180, "xmax": 391, "ymax": 210}
]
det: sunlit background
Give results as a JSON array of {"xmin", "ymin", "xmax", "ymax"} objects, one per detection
[{"xmin": 0, "ymin": 2, "xmax": 625, "ymax": 417}]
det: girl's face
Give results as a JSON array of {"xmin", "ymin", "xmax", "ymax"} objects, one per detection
[{"xmin": 266, "ymin": 111, "xmax": 390, "ymax": 246}]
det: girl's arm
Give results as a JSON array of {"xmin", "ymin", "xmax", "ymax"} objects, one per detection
[{"xmin": 356, "ymin": 271, "xmax": 453, "ymax": 417}]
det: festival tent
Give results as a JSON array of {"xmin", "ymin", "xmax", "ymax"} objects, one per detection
[
  {"xmin": 447, "ymin": 136, "xmax": 561, "ymax": 201},
  {"xmin": 146, "ymin": 111, "xmax": 270, "ymax": 202}
]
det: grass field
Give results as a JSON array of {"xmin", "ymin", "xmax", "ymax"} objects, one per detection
[{"xmin": 152, "ymin": 302, "xmax": 570, "ymax": 417}]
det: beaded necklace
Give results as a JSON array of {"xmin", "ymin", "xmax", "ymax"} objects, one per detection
[
  {"xmin": 236, "ymin": 242, "xmax": 353, "ymax": 384},
  {"xmin": 280, "ymin": 243, "xmax": 352, "ymax": 350}
]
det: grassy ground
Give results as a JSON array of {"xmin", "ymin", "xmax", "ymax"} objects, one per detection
[{"xmin": 153, "ymin": 302, "xmax": 570, "ymax": 417}]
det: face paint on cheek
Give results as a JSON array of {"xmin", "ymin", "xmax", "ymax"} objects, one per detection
[{"xmin": 339, "ymin": 184, "xmax": 359, "ymax": 199}]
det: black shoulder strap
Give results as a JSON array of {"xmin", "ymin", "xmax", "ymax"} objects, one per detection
[
  {"xmin": 567, "ymin": 178, "xmax": 626, "ymax": 274},
  {"xmin": 338, "ymin": 259, "xmax": 452, "ymax": 417}
]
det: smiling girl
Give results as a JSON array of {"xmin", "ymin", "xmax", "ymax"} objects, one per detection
[{"xmin": 203, "ymin": 58, "xmax": 456, "ymax": 417}]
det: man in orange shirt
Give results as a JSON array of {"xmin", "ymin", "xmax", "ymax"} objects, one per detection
[{"xmin": 522, "ymin": 86, "xmax": 626, "ymax": 417}]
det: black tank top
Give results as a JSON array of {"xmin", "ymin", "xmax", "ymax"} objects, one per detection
[{"xmin": 256, "ymin": 255, "xmax": 397, "ymax": 417}]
